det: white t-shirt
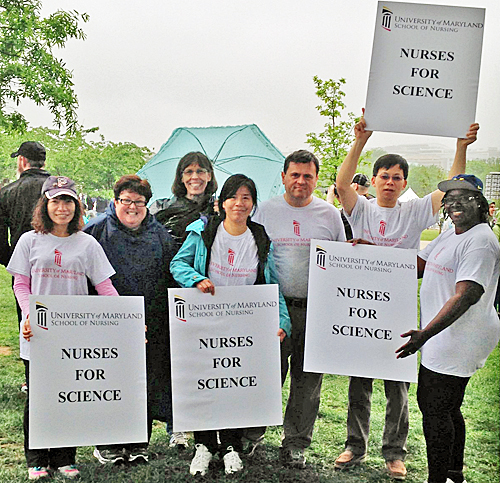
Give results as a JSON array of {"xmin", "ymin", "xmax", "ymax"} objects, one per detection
[
  {"xmin": 253, "ymin": 195, "xmax": 345, "ymax": 298},
  {"xmin": 418, "ymin": 223, "xmax": 500, "ymax": 377},
  {"xmin": 347, "ymin": 194, "xmax": 437, "ymax": 249},
  {"xmin": 208, "ymin": 224, "xmax": 258, "ymax": 286},
  {"xmin": 7, "ymin": 230, "xmax": 115, "ymax": 360}
]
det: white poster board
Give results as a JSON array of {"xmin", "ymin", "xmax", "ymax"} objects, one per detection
[
  {"xmin": 168, "ymin": 285, "xmax": 283, "ymax": 432},
  {"xmin": 365, "ymin": 2, "xmax": 485, "ymax": 138},
  {"xmin": 304, "ymin": 241, "xmax": 418, "ymax": 383},
  {"xmin": 29, "ymin": 295, "xmax": 147, "ymax": 449}
]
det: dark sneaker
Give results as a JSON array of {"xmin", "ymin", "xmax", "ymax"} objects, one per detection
[
  {"xmin": 127, "ymin": 446, "xmax": 149, "ymax": 464},
  {"xmin": 169, "ymin": 431, "xmax": 189, "ymax": 450},
  {"xmin": 93, "ymin": 448, "xmax": 125, "ymax": 465},
  {"xmin": 242, "ymin": 435, "xmax": 264, "ymax": 456},
  {"xmin": 279, "ymin": 446, "xmax": 306, "ymax": 469}
]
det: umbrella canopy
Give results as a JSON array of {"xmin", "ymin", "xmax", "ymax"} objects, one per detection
[{"xmin": 138, "ymin": 124, "xmax": 285, "ymax": 205}]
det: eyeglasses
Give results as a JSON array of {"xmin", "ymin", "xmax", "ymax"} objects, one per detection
[
  {"xmin": 377, "ymin": 173, "xmax": 404, "ymax": 182},
  {"xmin": 443, "ymin": 195, "xmax": 478, "ymax": 206},
  {"xmin": 183, "ymin": 168, "xmax": 209, "ymax": 177},
  {"xmin": 117, "ymin": 198, "xmax": 147, "ymax": 207}
]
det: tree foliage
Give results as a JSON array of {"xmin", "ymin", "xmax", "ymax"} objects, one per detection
[
  {"xmin": 0, "ymin": 0, "xmax": 89, "ymax": 133},
  {"xmin": 0, "ymin": 126, "xmax": 152, "ymax": 198},
  {"xmin": 306, "ymin": 76, "xmax": 360, "ymax": 187}
]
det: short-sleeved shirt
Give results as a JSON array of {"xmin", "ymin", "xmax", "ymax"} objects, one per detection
[
  {"xmin": 253, "ymin": 195, "xmax": 345, "ymax": 298},
  {"xmin": 418, "ymin": 223, "xmax": 500, "ymax": 377},
  {"xmin": 347, "ymin": 194, "xmax": 437, "ymax": 249},
  {"xmin": 7, "ymin": 230, "xmax": 115, "ymax": 360}
]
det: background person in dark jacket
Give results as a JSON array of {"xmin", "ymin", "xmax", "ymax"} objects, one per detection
[
  {"xmin": 0, "ymin": 141, "xmax": 50, "ymax": 389},
  {"xmin": 84, "ymin": 175, "xmax": 176, "ymax": 465}
]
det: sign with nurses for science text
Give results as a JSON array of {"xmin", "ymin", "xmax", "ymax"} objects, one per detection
[
  {"xmin": 364, "ymin": 2, "xmax": 484, "ymax": 138},
  {"xmin": 304, "ymin": 241, "xmax": 418, "ymax": 383},
  {"xmin": 29, "ymin": 295, "xmax": 147, "ymax": 449},
  {"xmin": 168, "ymin": 285, "xmax": 283, "ymax": 432}
]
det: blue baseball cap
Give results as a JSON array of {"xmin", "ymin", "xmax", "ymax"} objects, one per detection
[{"xmin": 438, "ymin": 174, "xmax": 483, "ymax": 193}]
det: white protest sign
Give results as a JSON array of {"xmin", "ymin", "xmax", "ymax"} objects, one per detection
[
  {"xmin": 304, "ymin": 241, "xmax": 417, "ymax": 383},
  {"xmin": 29, "ymin": 295, "xmax": 147, "ymax": 449},
  {"xmin": 168, "ymin": 285, "xmax": 283, "ymax": 432},
  {"xmin": 365, "ymin": 2, "xmax": 484, "ymax": 138}
]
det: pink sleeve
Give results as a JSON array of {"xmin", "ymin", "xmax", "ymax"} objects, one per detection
[
  {"xmin": 13, "ymin": 274, "xmax": 31, "ymax": 316},
  {"xmin": 95, "ymin": 278, "xmax": 119, "ymax": 296}
]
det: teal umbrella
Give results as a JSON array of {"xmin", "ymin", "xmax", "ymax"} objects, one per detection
[{"xmin": 138, "ymin": 124, "xmax": 285, "ymax": 204}]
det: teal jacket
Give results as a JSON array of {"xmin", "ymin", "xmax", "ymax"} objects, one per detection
[{"xmin": 170, "ymin": 216, "xmax": 291, "ymax": 337}]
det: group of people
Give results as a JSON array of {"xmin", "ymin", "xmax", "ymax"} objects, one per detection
[{"xmin": 0, "ymin": 116, "xmax": 498, "ymax": 483}]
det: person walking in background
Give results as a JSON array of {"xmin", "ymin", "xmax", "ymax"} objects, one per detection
[
  {"xmin": 0, "ymin": 142, "xmax": 50, "ymax": 390},
  {"xmin": 84, "ymin": 175, "xmax": 176, "ymax": 465},
  {"xmin": 397, "ymin": 175, "xmax": 499, "ymax": 483},
  {"xmin": 7, "ymin": 176, "xmax": 118, "ymax": 480}
]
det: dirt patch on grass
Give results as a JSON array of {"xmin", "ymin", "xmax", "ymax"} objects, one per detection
[{"xmin": 0, "ymin": 346, "xmax": 12, "ymax": 356}]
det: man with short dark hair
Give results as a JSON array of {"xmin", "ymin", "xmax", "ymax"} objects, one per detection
[
  {"xmin": 253, "ymin": 149, "xmax": 345, "ymax": 468},
  {"xmin": 334, "ymin": 117, "xmax": 479, "ymax": 480},
  {"xmin": 0, "ymin": 141, "xmax": 49, "ymax": 266}
]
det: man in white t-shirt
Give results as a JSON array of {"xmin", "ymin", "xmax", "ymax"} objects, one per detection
[
  {"xmin": 334, "ymin": 116, "xmax": 479, "ymax": 480},
  {"xmin": 252, "ymin": 150, "xmax": 345, "ymax": 468}
]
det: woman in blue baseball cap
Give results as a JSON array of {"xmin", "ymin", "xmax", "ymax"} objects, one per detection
[{"xmin": 397, "ymin": 174, "xmax": 500, "ymax": 483}]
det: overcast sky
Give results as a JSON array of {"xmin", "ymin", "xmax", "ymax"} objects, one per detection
[{"xmin": 19, "ymin": 0, "xmax": 500, "ymax": 155}]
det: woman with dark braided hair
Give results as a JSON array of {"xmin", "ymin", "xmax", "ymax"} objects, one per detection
[{"xmin": 397, "ymin": 175, "xmax": 499, "ymax": 483}]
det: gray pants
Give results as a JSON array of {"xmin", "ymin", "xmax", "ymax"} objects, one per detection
[
  {"xmin": 345, "ymin": 376, "xmax": 409, "ymax": 461},
  {"xmin": 280, "ymin": 303, "xmax": 323, "ymax": 450}
]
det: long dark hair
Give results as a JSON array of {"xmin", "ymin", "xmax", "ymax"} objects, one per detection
[
  {"xmin": 218, "ymin": 174, "xmax": 258, "ymax": 223},
  {"xmin": 171, "ymin": 152, "xmax": 217, "ymax": 199},
  {"xmin": 32, "ymin": 195, "xmax": 84, "ymax": 234}
]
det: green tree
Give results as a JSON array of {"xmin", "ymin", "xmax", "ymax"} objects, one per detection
[
  {"xmin": 306, "ymin": 76, "xmax": 361, "ymax": 189},
  {"xmin": 0, "ymin": 0, "xmax": 89, "ymax": 132},
  {"xmin": 406, "ymin": 164, "xmax": 446, "ymax": 197},
  {"xmin": 0, "ymin": 126, "xmax": 152, "ymax": 197}
]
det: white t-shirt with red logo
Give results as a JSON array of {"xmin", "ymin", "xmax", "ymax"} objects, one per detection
[
  {"xmin": 7, "ymin": 230, "xmax": 115, "ymax": 360},
  {"xmin": 346, "ymin": 194, "xmax": 437, "ymax": 249},
  {"xmin": 418, "ymin": 223, "xmax": 500, "ymax": 377},
  {"xmin": 253, "ymin": 195, "xmax": 345, "ymax": 298},
  {"xmin": 208, "ymin": 224, "xmax": 259, "ymax": 286}
]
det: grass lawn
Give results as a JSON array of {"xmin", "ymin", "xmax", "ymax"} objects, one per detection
[
  {"xmin": 0, "ymin": 266, "xmax": 498, "ymax": 482},
  {"xmin": 420, "ymin": 229, "xmax": 440, "ymax": 242}
]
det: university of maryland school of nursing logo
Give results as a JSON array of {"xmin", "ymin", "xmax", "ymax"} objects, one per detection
[
  {"xmin": 293, "ymin": 220, "xmax": 301, "ymax": 237},
  {"xmin": 381, "ymin": 6, "xmax": 393, "ymax": 31},
  {"xmin": 379, "ymin": 220, "xmax": 387, "ymax": 236},
  {"xmin": 227, "ymin": 248, "xmax": 235, "ymax": 266},
  {"xmin": 54, "ymin": 249, "xmax": 62, "ymax": 267},
  {"xmin": 35, "ymin": 302, "xmax": 49, "ymax": 330},
  {"xmin": 174, "ymin": 295, "xmax": 187, "ymax": 322},
  {"xmin": 316, "ymin": 245, "xmax": 327, "ymax": 270}
]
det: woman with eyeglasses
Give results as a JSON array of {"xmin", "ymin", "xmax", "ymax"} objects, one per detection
[
  {"xmin": 84, "ymin": 175, "xmax": 176, "ymax": 466},
  {"xmin": 151, "ymin": 152, "xmax": 218, "ymax": 252},
  {"xmin": 396, "ymin": 175, "xmax": 500, "ymax": 483}
]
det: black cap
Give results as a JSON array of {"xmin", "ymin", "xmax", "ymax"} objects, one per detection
[
  {"xmin": 352, "ymin": 173, "xmax": 370, "ymax": 188},
  {"xmin": 11, "ymin": 141, "xmax": 46, "ymax": 162}
]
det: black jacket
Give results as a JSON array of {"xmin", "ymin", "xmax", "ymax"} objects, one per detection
[{"xmin": 0, "ymin": 168, "xmax": 50, "ymax": 266}]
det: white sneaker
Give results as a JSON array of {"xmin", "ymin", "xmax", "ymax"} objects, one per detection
[
  {"xmin": 223, "ymin": 446, "xmax": 243, "ymax": 474},
  {"xmin": 189, "ymin": 444, "xmax": 212, "ymax": 476},
  {"xmin": 169, "ymin": 431, "xmax": 189, "ymax": 449}
]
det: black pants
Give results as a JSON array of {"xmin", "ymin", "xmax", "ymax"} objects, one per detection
[
  {"xmin": 194, "ymin": 429, "xmax": 243, "ymax": 455},
  {"xmin": 417, "ymin": 364, "xmax": 469, "ymax": 483},
  {"xmin": 24, "ymin": 361, "xmax": 76, "ymax": 468}
]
